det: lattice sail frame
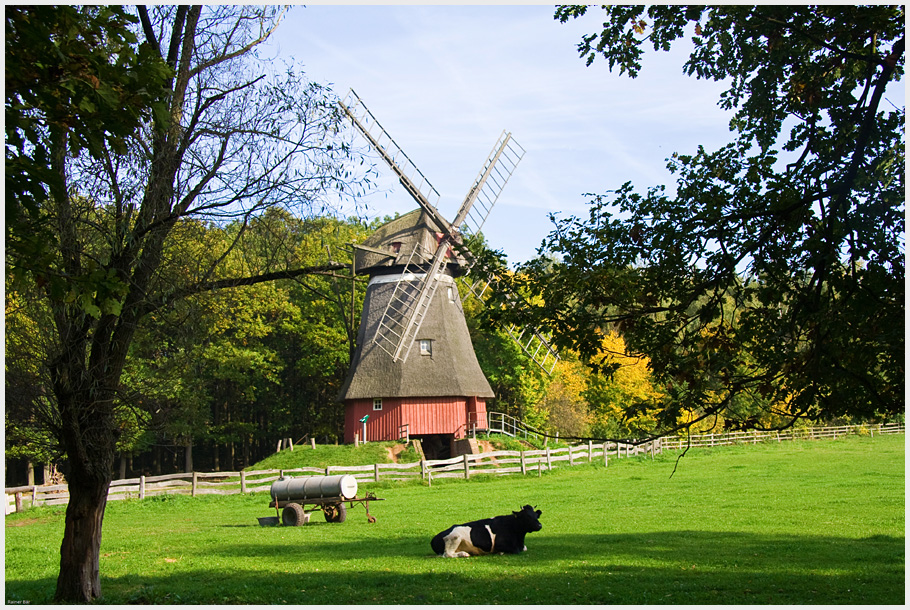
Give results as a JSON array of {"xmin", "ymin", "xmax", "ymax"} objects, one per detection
[{"xmin": 339, "ymin": 89, "xmax": 559, "ymax": 373}]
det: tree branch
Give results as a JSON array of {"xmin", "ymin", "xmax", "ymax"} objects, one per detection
[
  {"xmin": 143, "ymin": 262, "xmax": 349, "ymax": 316},
  {"xmin": 137, "ymin": 6, "xmax": 159, "ymax": 53},
  {"xmin": 188, "ymin": 6, "xmax": 287, "ymax": 79}
]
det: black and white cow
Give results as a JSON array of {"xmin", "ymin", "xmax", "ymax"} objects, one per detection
[{"xmin": 430, "ymin": 505, "xmax": 542, "ymax": 558}]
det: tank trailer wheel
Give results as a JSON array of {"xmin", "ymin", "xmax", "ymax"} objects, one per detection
[
  {"xmin": 282, "ymin": 503, "xmax": 307, "ymax": 526},
  {"xmin": 324, "ymin": 503, "xmax": 347, "ymax": 523}
]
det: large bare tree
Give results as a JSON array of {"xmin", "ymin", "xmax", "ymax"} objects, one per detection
[{"xmin": 7, "ymin": 6, "xmax": 371, "ymax": 601}]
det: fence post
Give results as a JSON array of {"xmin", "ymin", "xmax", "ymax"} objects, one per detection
[
  {"xmin": 311, "ymin": 438, "xmax": 316, "ymax": 450},
  {"xmin": 520, "ymin": 451, "xmax": 527, "ymax": 476},
  {"xmin": 374, "ymin": 463, "xmax": 380, "ymax": 482},
  {"xmin": 15, "ymin": 492, "xmax": 23, "ymax": 513},
  {"xmin": 240, "ymin": 470, "xmax": 247, "ymax": 494},
  {"xmin": 463, "ymin": 453, "xmax": 470, "ymax": 480},
  {"xmin": 546, "ymin": 447, "xmax": 552, "ymax": 471},
  {"xmin": 569, "ymin": 446, "xmax": 575, "ymax": 466},
  {"xmin": 603, "ymin": 442, "xmax": 609, "ymax": 467},
  {"xmin": 192, "ymin": 472, "xmax": 198, "ymax": 497},
  {"xmin": 325, "ymin": 466, "xmax": 331, "ymax": 476},
  {"xmin": 420, "ymin": 460, "xmax": 426, "ymax": 481},
  {"xmin": 31, "ymin": 486, "xmax": 38, "ymax": 508},
  {"xmin": 139, "ymin": 476, "xmax": 146, "ymax": 500},
  {"xmin": 588, "ymin": 441, "xmax": 593, "ymax": 463}
]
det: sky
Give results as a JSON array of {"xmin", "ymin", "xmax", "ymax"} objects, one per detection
[{"xmin": 259, "ymin": 5, "xmax": 876, "ymax": 266}]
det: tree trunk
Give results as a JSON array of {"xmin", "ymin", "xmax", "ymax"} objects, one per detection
[
  {"xmin": 184, "ymin": 439, "xmax": 193, "ymax": 473},
  {"xmin": 54, "ymin": 473, "xmax": 109, "ymax": 602},
  {"xmin": 52, "ymin": 384, "xmax": 117, "ymax": 602},
  {"xmin": 119, "ymin": 454, "xmax": 127, "ymax": 480}
]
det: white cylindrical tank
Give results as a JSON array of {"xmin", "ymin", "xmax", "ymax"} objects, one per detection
[{"xmin": 270, "ymin": 474, "xmax": 358, "ymax": 501}]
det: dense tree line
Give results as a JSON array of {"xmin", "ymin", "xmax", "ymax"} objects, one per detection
[{"xmin": 6, "ymin": 209, "xmax": 660, "ymax": 485}]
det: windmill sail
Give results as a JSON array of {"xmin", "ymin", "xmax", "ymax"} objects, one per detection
[
  {"xmin": 455, "ymin": 131, "xmax": 525, "ymax": 243},
  {"xmin": 462, "ymin": 276, "xmax": 560, "ymax": 375},
  {"xmin": 339, "ymin": 90, "xmax": 451, "ymax": 235},
  {"xmin": 373, "ymin": 240, "xmax": 450, "ymax": 361}
]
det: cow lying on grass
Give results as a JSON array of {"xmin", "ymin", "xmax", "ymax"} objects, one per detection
[{"xmin": 430, "ymin": 505, "xmax": 542, "ymax": 558}]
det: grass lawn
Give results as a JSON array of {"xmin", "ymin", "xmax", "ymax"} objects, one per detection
[
  {"xmin": 5, "ymin": 434, "xmax": 904, "ymax": 604},
  {"xmin": 249, "ymin": 440, "xmax": 421, "ymax": 471}
]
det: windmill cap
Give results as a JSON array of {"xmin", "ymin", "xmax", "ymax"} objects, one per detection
[{"xmin": 355, "ymin": 209, "xmax": 469, "ymax": 276}]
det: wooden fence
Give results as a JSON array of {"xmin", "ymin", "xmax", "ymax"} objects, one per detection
[
  {"xmin": 6, "ymin": 422, "xmax": 903, "ymax": 514},
  {"xmin": 5, "ymin": 439, "xmax": 658, "ymax": 514},
  {"xmin": 659, "ymin": 422, "xmax": 904, "ymax": 450}
]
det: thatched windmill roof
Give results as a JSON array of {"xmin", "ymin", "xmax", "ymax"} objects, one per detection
[{"xmin": 339, "ymin": 273, "xmax": 494, "ymax": 400}]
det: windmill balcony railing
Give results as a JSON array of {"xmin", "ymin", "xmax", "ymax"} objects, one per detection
[{"xmin": 485, "ymin": 412, "xmax": 545, "ymax": 443}]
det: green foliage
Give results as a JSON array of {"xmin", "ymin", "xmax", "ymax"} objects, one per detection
[
  {"xmin": 115, "ymin": 213, "xmax": 371, "ymax": 462},
  {"xmin": 5, "ymin": 435, "xmax": 904, "ymax": 604},
  {"xmin": 5, "ymin": 6, "xmax": 171, "ymax": 292},
  {"xmin": 519, "ymin": 6, "xmax": 906, "ymax": 433}
]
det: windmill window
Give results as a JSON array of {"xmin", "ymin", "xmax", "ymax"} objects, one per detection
[
  {"xmin": 373, "ymin": 398, "xmax": 383, "ymax": 411},
  {"xmin": 447, "ymin": 286, "xmax": 456, "ymax": 302},
  {"xmin": 419, "ymin": 339, "xmax": 433, "ymax": 356}
]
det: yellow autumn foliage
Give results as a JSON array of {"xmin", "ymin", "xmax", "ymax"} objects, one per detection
[{"xmin": 582, "ymin": 331, "xmax": 663, "ymax": 438}]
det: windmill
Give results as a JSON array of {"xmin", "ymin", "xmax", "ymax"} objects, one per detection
[{"xmin": 336, "ymin": 90, "xmax": 558, "ymax": 456}]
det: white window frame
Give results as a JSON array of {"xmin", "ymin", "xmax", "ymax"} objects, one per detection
[
  {"xmin": 419, "ymin": 339, "xmax": 432, "ymax": 356},
  {"xmin": 373, "ymin": 398, "xmax": 383, "ymax": 411}
]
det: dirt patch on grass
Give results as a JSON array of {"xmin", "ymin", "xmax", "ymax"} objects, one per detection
[
  {"xmin": 6, "ymin": 515, "xmax": 55, "ymax": 527},
  {"xmin": 386, "ymin": 444, "xmax": 407, "ymax": 463},
  {"xmin": 476, "ymin": 440, "xmax": 496, "ymax": 453}
]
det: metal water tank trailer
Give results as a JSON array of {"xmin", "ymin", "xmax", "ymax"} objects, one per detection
[{"xmin": 270, "ymin": 474, "xmax": 358, "ymax": 503}]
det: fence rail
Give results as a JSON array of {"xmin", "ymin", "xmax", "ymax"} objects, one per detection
[
  {"xmin": 6, "ymin": 423, "xmax": 902, "ymax": 514},
  {"xmin": 659, "ymin": 422, "xmax": 904, "ymax": 451}
]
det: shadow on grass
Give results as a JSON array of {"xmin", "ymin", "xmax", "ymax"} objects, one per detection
[{"xmin": 6, "ymin": 531, "xmax": 903, "ymax": 605}]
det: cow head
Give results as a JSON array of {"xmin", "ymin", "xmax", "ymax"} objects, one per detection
[{"xmin": 513, "ymin": 504, "xmax": 543, "ymax": 532}]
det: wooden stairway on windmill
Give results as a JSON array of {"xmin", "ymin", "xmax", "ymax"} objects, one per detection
[{"xmin": 339, "ymin": 89, "xmax": 559, "ymax": 374}]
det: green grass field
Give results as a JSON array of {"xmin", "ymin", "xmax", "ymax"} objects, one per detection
[{"xmin": 5, "ymin": 434, "xmax": 904, "ymax": 604}]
